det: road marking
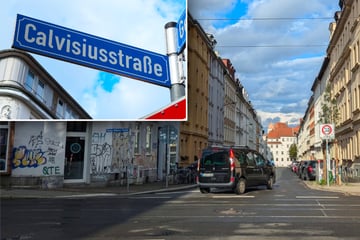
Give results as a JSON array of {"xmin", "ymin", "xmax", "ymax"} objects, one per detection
[
  {"xmin": 212, "ymin": 195, "xmax": 255, "ymax": 198},
  {"xmin": 128, "ymin": 196, "xmax": 171, "ymax": 199},
  {"xmin": 55, "ymin": 193, "xmax": 118, "ymax": 198},
  {"xmin": 296, "ymin": 196, "xmax": 339, "ymax": 199}
]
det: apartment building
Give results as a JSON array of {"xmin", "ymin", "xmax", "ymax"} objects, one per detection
[
  {"xmin": 297, "ymin": 0, "xmax": 360, "ymax": 182},
  {"xmin": 267, "ymin": 122, "xmax": 299, "ymax": 167},
  {"xmin": 179, "ymin": 14, "xmax": 209, "ymax": 166},
  {"xmin": 0, "ymin": 49, "xmax": 91, "ymax": 119},
  {"xmin": 328, "ymin": 0, "xmax": 360, "ymax": 169}
]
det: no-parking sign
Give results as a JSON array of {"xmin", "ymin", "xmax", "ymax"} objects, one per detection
[{"xmin": 320, "ymin": 124, "xmax": 335, "ymax": 139}]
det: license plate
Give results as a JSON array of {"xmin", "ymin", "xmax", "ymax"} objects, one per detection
[{"xmin": 201, "ymin": 173, "xmax": 214, "ymax": 177}]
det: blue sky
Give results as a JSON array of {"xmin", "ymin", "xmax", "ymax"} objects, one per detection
[
  {"xmin": 1, "ymin": 0, "xmax": 185, "ymax": 119},
  {"xmin": 189, "ymin": 0, "xmax": 340, "ymax": 129}
]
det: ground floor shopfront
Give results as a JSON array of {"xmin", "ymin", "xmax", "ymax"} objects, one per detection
[{"xmin": 0, "ymin": 121, "xmax": 179, "ymax": 188}]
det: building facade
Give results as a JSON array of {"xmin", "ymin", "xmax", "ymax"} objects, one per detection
[
  {"xmin": 179, "ymin": 14, "xmax": 209, "ymax": 166},
  {"xmin": 267, "ymin": 122, "xmax": 299, "ymax": 167},
  {"xmin": 298, "ymin": 0, "xmax": 360, "ymax": 182},
  {"xmin": 222, "ymin": 59, "xmax": 237, "ymax": 146},
  {"xmin": 0, "ymin": 121, "xmax": 179, "ymax": 188},
  {"xmin": 208, "ymin": 44, "xmax": 225, "ymax": 147},
  {"xmin": 0, "ymin": 49, "xmax": 91, "ymax": 119},
  {"xmin": 328, "ymin": 0, "xmax": 360, "ymax": 173}
]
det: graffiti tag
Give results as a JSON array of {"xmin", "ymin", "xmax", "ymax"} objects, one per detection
[{"xmin": 12, "ymin": 146, "xmax": 47, "ymax": 168}]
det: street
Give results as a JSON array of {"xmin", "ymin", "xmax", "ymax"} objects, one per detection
[{"xmin": 2, "ymin": 168, "xmax": 360, "ymax": 240}]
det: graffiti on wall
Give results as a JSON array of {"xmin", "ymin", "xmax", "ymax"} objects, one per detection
[
  {"xmin": 12, "ymin": 130, "xmax": 64, "ymax": 175},
  {"xmin": 12, "ymin": 146, "xmax": 47, "ymax": 168},
  {"xmin": 90, "ymin": 132, "xmax": 112, "ymax": 174},
  {"xmin": 90, "ymin": 130, "xmax": 135, "ymax": 176},
  {"xmin": 112, "ymin": 131, "xmax": 132, "ymax": 173}
]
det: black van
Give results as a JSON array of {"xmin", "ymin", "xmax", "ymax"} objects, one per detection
[{"xmin": 197, "ymin": 146, "xmax": 276, "ymax": 194}]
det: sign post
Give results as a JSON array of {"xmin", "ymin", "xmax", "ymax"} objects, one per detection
[
  {"xmin": 164, "ymin": 22, "xmax": 185, "ymax": 101},
  {"xmin": 320, "ymin": 124, "xmax": 335, "ymax": 187}
]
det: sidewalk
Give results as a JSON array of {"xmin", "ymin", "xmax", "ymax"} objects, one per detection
[
  {"xmin": 304, "ymin": 181, "xmax": 360, "ymax": 196},
  {"xmin": 0, "ymin": 182, "xmax": 199, "ymax": 199}
]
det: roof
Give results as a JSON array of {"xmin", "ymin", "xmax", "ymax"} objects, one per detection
[{"xmin": 267, "ymin": 122, "xmax": 299, "ymax": 139}]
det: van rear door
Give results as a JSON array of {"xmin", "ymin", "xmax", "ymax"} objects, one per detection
[{"xmin": 199, "ymin": 150, "xmax": 231, "ymax": 183}]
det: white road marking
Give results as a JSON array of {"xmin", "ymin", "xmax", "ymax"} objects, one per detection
[
  {"xmin": 212, "ymin": 195, "xmax": 255, "ymax": 198},
  {"xmin": 296, "ymin": 196, "xmax": 339, "ymax": 199},
  {"xmin": 55, "ymin": 193, "xmax": 118, "ymax": 198}
]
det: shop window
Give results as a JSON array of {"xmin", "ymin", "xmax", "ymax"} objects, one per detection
[{"xmin": 0, "ymin": 122, "xmax": 9, "ymax": 173}]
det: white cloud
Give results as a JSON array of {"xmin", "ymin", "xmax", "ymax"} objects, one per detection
[{"xmin": 189, "ymin": 0, "xmax": 339, "ymax": 127}]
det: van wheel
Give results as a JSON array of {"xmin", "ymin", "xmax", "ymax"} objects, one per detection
[
  {"xmin": 267, "ymin": 176, "xmax": 273, "ymax": 189},
  {"xmin": 200, "ymin": 187, "xmax": 210, "ymax": 194},
  {"xmin": 235, "ymin": 178, "xmax": 246, "ymax": 194}
]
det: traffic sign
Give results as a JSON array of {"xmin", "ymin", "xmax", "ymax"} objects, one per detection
[
  {"xmin": 177, "ymin": 9, "xmax": 186, "ymax": 53},
  {"xmin": 12, "ymin": 14, "xmax": 171, "ymax": 88},
  {"xmin": 320, "ymin": 124, "xmax": 335, "ymax": 139},
  {"xmin": 106, "ymin": 128, "xmax": 129, "ymax": 133},
  {"xmin": 144, "ymin": 96, "xmax": 186, "ymax": 120}
]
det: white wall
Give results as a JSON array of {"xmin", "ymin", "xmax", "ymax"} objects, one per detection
[{"xmin": 11, "ymin": 122, "xmax": 66, "ymax": 177}]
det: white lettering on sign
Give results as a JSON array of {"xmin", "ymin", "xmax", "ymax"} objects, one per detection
[{"xmin": 23, "ymin": 23, "xmax": 163, "ymax": 77}]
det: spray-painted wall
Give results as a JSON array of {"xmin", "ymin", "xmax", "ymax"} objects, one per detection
[
  {"xmin": 4, "ymin": 121, "xmax": 177, "ymax": 187},
  {"xmin": 11, "ymin": 122, "xmax": 66, "ymax": 187}
]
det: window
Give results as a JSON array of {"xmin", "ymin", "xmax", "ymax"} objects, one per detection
[
  {"xmin": 246, "ymin": 152, "xmax": 255, "ymax": 166},
  {"xmin": 36, "ymin": 79, "xmax": 45, "ymax": 101},
  {"xmin": 66, "ymin": 122, "xmax": 87, "ymax": 132},
  {"xmin": 254, "ymin": 152, "xmax": 265, "ymax": 166},
  {"xmin": 25, "ymin": 70, "xmax": 35, "ymax": 91},
  {"xmin": 56, "ymin": 99, "xmax": 64, "ymax": 118},
  {"xmin": 145, "ymin": 125, "xmax": 152, "ymax": 153},
  {"xmin": 0, "ymin": 122, "xmax": 9, "ymax": 172},
  {"xmin": 134, "ymin": 124, "xmax": 140, "ymax": 154}
]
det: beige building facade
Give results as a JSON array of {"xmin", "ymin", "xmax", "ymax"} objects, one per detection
[
  {"xmin": 179, "ymin": 14, "xmax": 209, "ymax": 166},
  {"xmin": 328, "ymin": 0, "xmax": 360, "ymax": 174},
  {"xmin": 298, "ymin": 0, "xmax": 360, "ymax": 181}
]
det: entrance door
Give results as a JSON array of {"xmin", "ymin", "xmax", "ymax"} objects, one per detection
[{"xmin": 64, "ymin": 137, "xmax": 85, "ymax": 180}]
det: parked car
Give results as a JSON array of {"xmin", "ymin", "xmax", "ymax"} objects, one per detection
[
  {"xmin": 290, "ymin": 161, "xmax": 300, "ymax": 173},
  {"xmin": 297, "ymin": 161, "xmax": 309, "ymax": 179},
  {"xmin": 197, "ymin": 146, "xmax": 276, "ymax": 194},
  {"xmin": 302, "ymin": 160, "xmax": 323, "ymax": 181}
]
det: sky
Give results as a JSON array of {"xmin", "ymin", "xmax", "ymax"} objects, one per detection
[
  {"xmin": 1, "ymin": 0, "xmax": 185, "ymax": 119},
  {"xmin": 189, "ymin": 0, "xmax": 340, "ymax": 130}
]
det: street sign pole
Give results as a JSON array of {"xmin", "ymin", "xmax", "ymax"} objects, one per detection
[
  {"xmin": 165, "ymin": 22, "xmax": 185, "ymax": 101},
  {"xmin": 326, "ymin": 138, "xmax": 330, "ymax": 187}
]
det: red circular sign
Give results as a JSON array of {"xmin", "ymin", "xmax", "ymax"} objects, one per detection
[{"xmin": 321, "ymin": 124, "xmax": 333, "ymax": 136}]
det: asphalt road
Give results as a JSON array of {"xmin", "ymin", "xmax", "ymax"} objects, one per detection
[{"xmin": 2, "ymin": 168, "xmax": 360, "ymax": 240}]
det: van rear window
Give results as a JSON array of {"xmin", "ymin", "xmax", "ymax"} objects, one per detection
[{"xmin": 202, "ymin": 151, "xmax": 228, "ymax": 166}]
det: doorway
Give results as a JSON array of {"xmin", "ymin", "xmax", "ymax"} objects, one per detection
[{"xmin": 64, "ymin": 136, "xmax": 85, "ymax": 180}]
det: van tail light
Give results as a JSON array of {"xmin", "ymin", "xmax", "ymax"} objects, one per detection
[{"xmin": 230, "ymin": 149, "xmax": 235, "ymax": 172}]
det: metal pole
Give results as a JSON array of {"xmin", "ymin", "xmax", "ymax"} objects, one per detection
[
  {"xmin": 326, "ymin": 138, "xmax": 330, "ymax": 187},
  {"xmin": 165, "ymin": 126, "xmax": 170, "ymax": 188},
  {"xmin": 165, "ymin": 22, "xmax": 185, "ymax": 101}
]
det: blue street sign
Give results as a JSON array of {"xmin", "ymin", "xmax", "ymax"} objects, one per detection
[
  {"xmin": 106, "ymin": 128, "xmax": 129, "ymax": 133},
  {"xmin": 12, "ymin": 14, "xmax": 171, "ymax": 88},
  {"xmin": 177, "ymin": 9, "xmax": 186, "ymax": 53}
]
